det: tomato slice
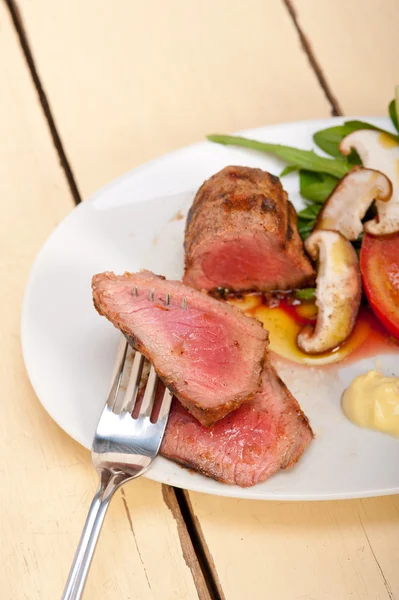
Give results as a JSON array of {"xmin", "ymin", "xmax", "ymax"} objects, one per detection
[{"xmin": 360, "ymin": 232, "xmax": 399, "ymax": 339}]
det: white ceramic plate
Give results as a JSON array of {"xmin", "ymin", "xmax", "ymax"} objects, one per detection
[{"xmin": 22, "ymin": 117, "xmax": 399, "ymax": 500}]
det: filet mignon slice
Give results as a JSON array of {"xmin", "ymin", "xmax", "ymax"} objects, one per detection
[
  {"xmin": 183, "ymin": 166, "xmax": 315, "ymax": 293},
  {"xmin": 92, "ymin": 270, "xmax": 268, "ymax": 426},
  {"xmin": 161, "ymin": 362, "xmax": 313, "ymax": 487}
]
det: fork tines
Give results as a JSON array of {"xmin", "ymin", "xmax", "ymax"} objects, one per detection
[
  {"xmin": 107, "ymin": 338, "xmax": 172, "ymax": 422},
  {"xmin": 108, "ymin": 285, "xmax": 187, "ymax": 419}
]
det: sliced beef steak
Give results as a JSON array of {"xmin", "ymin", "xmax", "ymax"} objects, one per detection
[
  {"xmin": 183, "ymin": 165, "xmax": 315, "ymax": 293},
  {"xmin": 92, "ymin": 270, "xmax": 268, "ymax": 426},
  {"xmin": 161, "ymin": 362, "xmax": 313, "ymax": 487}
]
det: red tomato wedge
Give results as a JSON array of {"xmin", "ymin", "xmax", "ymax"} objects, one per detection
[{"xmin": 360, "ymin": 232, "xmax": 399, "ymax": 339}]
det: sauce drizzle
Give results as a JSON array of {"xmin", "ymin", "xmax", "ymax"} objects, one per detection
[{"xmin": 229, "ymin": 293, "xmax": 399, "ymax": 367}]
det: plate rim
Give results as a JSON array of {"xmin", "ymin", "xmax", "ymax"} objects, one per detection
[{"xmin": 21, "ymin": 115, "xmax": 399, "ymax": 501}]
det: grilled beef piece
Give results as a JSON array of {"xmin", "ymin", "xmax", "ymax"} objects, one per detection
[
  {"xmin": 92, "ymin": 270, "xmax": 268, "ymax": 426},
  {"xmin": 183, "ymin": 166, "xmax": 315, "ymax": 293},
  {"xmin": 161, "ymin": 362, "xmax": 313, "ymax": 487}
]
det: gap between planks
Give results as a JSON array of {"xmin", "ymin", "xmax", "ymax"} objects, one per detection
[
  {"xmin": 165, "ymin": 487, "xmax": 225, "ymax": 600},
  {"xmin": 9, "ymin": 1, "xmax": 390, "ymax": 597},
  {"xmin": 4, "ymin": 0, "xmax": 82, "ymax": 204},
  {"xmin": 282, "ymin": 0, "xmax": 343, "ymax": 116},
  {"xmin": 5, "ymin": 0, "xmax": 344, "ymax": 206},
  {"xmin": 4, "ymin": 0, "xmax": 223, "ymax": 597},
  {"xmin": 279, "ymin": 4, "xmax": 397, "ymax": 592}
]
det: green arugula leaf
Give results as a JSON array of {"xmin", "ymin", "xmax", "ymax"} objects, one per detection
[
  {"xmin": 352, "ymin": 232, "xmax": 364, "ymax": 249},
  {"xmin": 297, "ymin": 203, "xmax": 320, "ymax": 220},
  {"xmin": 345, "ymin": 120, "xmax": 399, "ymax": 140},
  {"xmin": 389, "ymin": 100, "xmax": 398, "ymax": 131},
  {"xmin": 297, "ymin": 219, "xmax": 314, "ymax": 240},
  {"xmin": 297, "ymin": 203, "xmax": 321, "ymax": 239},
  {"xmin": 294, "ymin": 288, "xmax": 316, "ymax": 301},
  {"xmin": 313, "ymin": 126, "xmax": 351, "ymax": 159},
  {"xmin": 396, "ymin": 86, "xmax": 399, "ymax": 131},
  {"xmin": 208, "ymin": 90, "xmax": 399, "ymax": 248},
  {"xmin": 352, "ymin": 232, "xmax": 364, "ymax": 257},
  {"xmin": 207, "ymin": 134, "xmax": 351, "ymax": 178},
  {"xmin": 280, "ymin": 165, "xmax": 298, "ymax": 177},
  {"xmin": 389, "ymin": 88, "xmax": 399, "ymax": 133},
  {"xmin": 299, "ymin": 170, "xmax": 338, "ymax": 204},
  {"xmin": 313, "ymin": 120, "xmax": 399, "ymax": 161}
]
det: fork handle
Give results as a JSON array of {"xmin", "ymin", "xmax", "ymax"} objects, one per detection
[{"xmin": 61, "ymin": 470, "xmax": 124, "ymax": 600}]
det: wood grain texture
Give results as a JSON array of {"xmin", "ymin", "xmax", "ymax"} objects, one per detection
[
  {"xmin": 0, "ymin": 4, "xmax": 201, "ymax": 598},
  {"xmin": 7, "ymin": 0, "xmax": 399, "ymax": 599},
  {"xmin": 188, "ymin": 493, "xmax": 399, "ymax": 600},
  {"xmin": 291, "ymin": 0, "xmax": 399, "ymax": 116},
  {"xmin": 185, "ymin": 2, "xmax": 399, "ymax": 592},
  {"xmin": 16, "ymin": 0, "xmax": 329, "ymax": 198}
]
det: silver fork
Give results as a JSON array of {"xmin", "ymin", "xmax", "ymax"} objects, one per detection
[{"xmin": 62, "ymin": 337, "xmax": 173, "ymax": 600}]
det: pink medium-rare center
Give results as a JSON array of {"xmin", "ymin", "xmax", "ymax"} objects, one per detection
[
  {"xmin": 199, "ymin": 231, "xmax": 309, "ymax": 290},
  {"xmin": 91, "ymin": 166, "xmax": 315, "ymax": 486},
  {"xmin": 162, "ymin": 362, "xmax": 313, "ymax": 487},
  {"xmin": 92, "ymin": 270, "xmax": 268, "ymax": 426},
  {"xmin": 100, "ymin": 282, "xmax": 251, "ymax": 390},
  {"xmin": 183, "ymin": 166, "xmax": 315, "ymax": 293}
]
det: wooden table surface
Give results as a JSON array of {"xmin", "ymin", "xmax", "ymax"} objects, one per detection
[{"xmin": 2, "ymin": 1, "xmax": 399, "ymax": 598}]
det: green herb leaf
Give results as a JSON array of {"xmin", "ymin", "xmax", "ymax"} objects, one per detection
[
  {"xmin": 345, "ymin": 120, "xmax": 399, "ymax": 142},
  {"xmin": 280, "ymin": 165, "xmax": 298, "ymax": 177},
  {"xmin": 299, "ymin": 170, "xmax": 338, "ymax": 204},
  {"xmin": 313, "ymin": 126, "xmax": 352, "ymax": 159},
  {"xmin": 207, "ymin": 134, "xmax": 351, "ymax": 178},
  {"xmin": 396, "ymin": 86, "xmax": 399, "ymax": 131},
  {"xmin": 313, "ymin": 120, "xmax": 399, "ymax": 160},
  {"xmin": 352, "ymin": 232, "xmax": 364, "ymax": 257},
  {"xmin": 352, "ymin": 231, "xmax": 364, "ymax": 250},
  {"xmin": 389, "ymin": 100, "xmax": 398, "ymax": 131},
  {"xmin": 297, "ymin": 203, "xmax": 320, "ymax": 220},
  {"xmin": 342, "ymin": 120, "xmax": 381, "ymax": 132},
  {"xmin": 389, "ymin": 88, "xmax": 399, "ymax": 133},
  {"xmin": 297, "ymin": 219, "xmax": 315, "ymax": 240},
  {"xmin": 294, "ymin": 288, "xmax": 316, "ymax": 301},
  {"xmin": 297, "ymin": 203, "xmax": 321, "ymax": 239}
]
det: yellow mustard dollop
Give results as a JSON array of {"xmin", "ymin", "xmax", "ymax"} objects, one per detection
[{"xmin": 342, "ymin": 370, "xmax": 399, "ymax": 437}]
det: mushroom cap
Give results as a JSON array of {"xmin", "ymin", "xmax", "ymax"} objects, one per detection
[
  {"xmin": 315, "ymin": 167, "xmax": 392, "ymax": 240},
  {"xmin": 297, "ymin": 230, "xmax": 361, "ymax": 354},
  {"xmin": 340, "ymin": 130, "xmax": 399, "ymax": 235}
]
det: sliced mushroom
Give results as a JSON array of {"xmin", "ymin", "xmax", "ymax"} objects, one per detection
[
  {"xmin": 297, "ymin": 230, "xmax": 361, "ymax": 354},
  {"xmin": 340, "ymin": 130, "xmax": 399, "ymax": 235},
  {"xmin": 314, "ymin": 167, "xmax": 392, "ymax": 240}
]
